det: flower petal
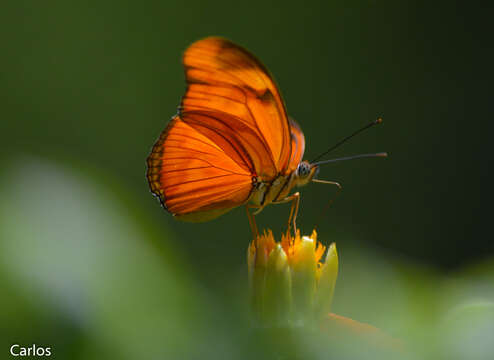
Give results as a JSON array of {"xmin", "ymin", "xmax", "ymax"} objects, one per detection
[
  {"xmin": 263, "ymin": 244, "xmax": 292, "ymax": 325},
  {"xmin": 290, "ymin": 235, "xmax": 317, "ymax": 323},
  {"xmin": 315, "ymin": 242, "xmax": 338, "ymax": 318}
]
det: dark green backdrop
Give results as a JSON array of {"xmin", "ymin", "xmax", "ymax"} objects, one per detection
[
  {"xmin": 3, "ymin": 0, "xmax": 491, "ymax": 268},
  {"xmin": 1, "ymin": 1, "xmax": 493, "ymax": 358}
]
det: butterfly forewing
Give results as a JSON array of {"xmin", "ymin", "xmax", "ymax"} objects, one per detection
[{"xmin": 182, "ymin": 37, "xmax": 293, "ymax": 176}]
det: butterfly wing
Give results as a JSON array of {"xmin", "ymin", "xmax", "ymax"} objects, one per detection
[
  {"xmin": 147, "ymin": 115, "xmax": 253, "ymax": 221},
  {"xmin": 181, "ymin": 37, "xmax": 293, "ymax": 178},
  {"xmin": 147, "ymin": 37, "xmax": 297, "ymax": 221},
  {"xmin": 287, "ymin": 117, "xmax": 306, "ymax": 174}
]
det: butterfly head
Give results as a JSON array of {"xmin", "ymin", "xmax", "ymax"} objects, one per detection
[{"xmin": 294, "ymin": 161, "xmax": 319, "ymax": 186}]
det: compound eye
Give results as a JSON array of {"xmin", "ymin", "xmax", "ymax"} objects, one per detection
[{"xmin": 297, "ymin": 162, "xmax": 310, "ymax": 177}]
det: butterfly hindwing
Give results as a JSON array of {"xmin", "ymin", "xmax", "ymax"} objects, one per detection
[{"xmin": 147, "ymin": 115, "xmax": 253, "ymax": 220}]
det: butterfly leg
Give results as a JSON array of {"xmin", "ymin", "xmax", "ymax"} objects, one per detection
[
  {"xmin": 287, "ymin": 192, "xmax": 300, "ymax": 235},
  {"xmin": 272, "ymin": 192, "xmax": 300, "ymax": 235},
  {"xmin": 246, "ymin": 204, "xmax": 259, "ymax": 239},
  {"xmin": 311, "ymin": 179, "xmax": 342, "ymax": 227}
]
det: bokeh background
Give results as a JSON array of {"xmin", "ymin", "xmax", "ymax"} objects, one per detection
[{"xmin": 1, "ymin": 1, "xmax": 493, "ymax": 359}]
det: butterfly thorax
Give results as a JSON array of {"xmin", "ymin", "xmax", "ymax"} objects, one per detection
[
  {"xmin": 250, "ymin": 174, "xmax": 293, "ymax": 211},
  {"xmin": 249, "ymin": 161, "xmax": 318, "ymax": 212}
]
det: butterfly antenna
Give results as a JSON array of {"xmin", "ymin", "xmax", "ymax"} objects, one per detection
[
  {"xmin": 310, "ymin": 117, "xmax": 383, "ymax": 163},
  {"xmin": 312, "ymin": 152, "xmax": 387, "ymax": 166}
]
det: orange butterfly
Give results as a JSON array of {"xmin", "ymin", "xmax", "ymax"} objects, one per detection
[{"xmin": 147, "ymin": 37, "xmax": 386, "ymax": 234}]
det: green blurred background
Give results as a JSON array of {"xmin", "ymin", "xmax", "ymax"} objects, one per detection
[{"xmin": 1, "ymin": 1, "xmax": 493, "ymax": 359}]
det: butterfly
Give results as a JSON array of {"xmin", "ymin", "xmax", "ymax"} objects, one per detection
[{"xmin": 146, "ymin": 37, "xmax": 386, "ymax": 235}]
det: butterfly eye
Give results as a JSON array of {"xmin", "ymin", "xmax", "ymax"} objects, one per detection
[{"xmin": 297, "ymin": 162, "xmax": 311, "ymax": 178}]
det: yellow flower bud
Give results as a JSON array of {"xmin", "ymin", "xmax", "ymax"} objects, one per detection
[{"xmin": 248, "ymin": 229, "xmax": 338, "ymax": 326}]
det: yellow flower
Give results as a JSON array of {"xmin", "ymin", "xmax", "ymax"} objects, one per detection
[{"xmin": 247, "ymin": 229, "xmax": 338, "ymax": 326}]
